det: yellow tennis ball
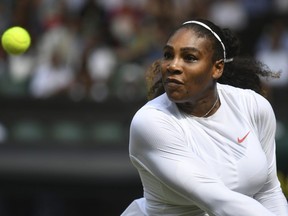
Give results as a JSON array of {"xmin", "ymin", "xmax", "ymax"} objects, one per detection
[{"xmin": 1, "ymin": 26, "xmax": 31, "ymax": 55}]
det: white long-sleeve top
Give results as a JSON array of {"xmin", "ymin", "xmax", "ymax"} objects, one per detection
[{"xmin": 126, "ymin": 83, "xmax": 288, "ymax": 216}]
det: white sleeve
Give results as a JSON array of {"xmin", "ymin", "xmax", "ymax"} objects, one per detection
[
  {"xmin": 253, "ymin": 95, "xmax": 288, "ymax": 215},
  {"xmin": 129, "ymin": 107, "xmax": 277, "ymax": 216}
]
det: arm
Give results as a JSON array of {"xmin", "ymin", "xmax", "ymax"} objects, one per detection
[
  {"xmin": 130, "ymin": 107, "xmax": 276, "ymax": 216},
  {"xmin": 253, "ymin": 95, "xmax": 288, "ymax": 215}
]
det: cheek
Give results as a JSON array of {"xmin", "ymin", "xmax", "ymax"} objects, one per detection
[
  {"xmin": 187, "ymin": 67, "xmax": 210, "ymax": 86},
  {"xmin": 184, "ymin": 66, "xmax": 215, "ymax": 96},
  {"xmin": 192, "ymin": 74, "xmax": 210, "ymax": 86}
]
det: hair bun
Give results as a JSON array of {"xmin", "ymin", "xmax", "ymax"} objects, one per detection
[{"xmin": 222, "ymin": 28, "xmax": 240, "ymax": 59}]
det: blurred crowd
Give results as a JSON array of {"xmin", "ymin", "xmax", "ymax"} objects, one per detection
[
  {"xmin": 0, "ymin": 0, "xmax": 288, "ymax": 107},
  {"xmin": 0, "ymin": 2, "xmax": 287, "ymax": 214}
]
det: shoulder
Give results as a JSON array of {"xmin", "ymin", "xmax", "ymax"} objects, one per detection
[
  {"xmin": 218, "ymin": 83, "xmax": 276, "ymax": 129},
  {"xmin": 129, "ymin": 94, "xmax": 186, "ymax": 153},
  {"xmin": 133, "ymin": 94, "xmax": 179, "ymax": 122},
  {"xmin": 130, "ymin": 93, "xmax": 183, "ymax": 135},
  {"xmin": 217, "ymin": 83, "xmax": 273, "ymax": 112},
  {"xmin": 217, "ymin": 82, "xmax": 258, "ymax": 99}
]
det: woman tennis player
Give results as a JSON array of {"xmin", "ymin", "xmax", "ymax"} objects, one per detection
[{"xmin": 122, "ymin": 19, "xmax": 288, "ymax": 216}]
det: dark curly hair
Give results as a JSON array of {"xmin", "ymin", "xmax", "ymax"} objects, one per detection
[{"xmin": 145, "ymin": 19, "xmax": 278, "ymax": 100}]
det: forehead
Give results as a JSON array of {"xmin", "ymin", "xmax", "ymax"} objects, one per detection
[{"xmin": 166, "ymin": 28, "xmax": 213, "ymax": 54}]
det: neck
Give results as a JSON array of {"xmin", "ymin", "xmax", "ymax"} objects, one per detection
[{"xmin": 178, "ymin": 93, "xmax": 220, "ymax": 118}]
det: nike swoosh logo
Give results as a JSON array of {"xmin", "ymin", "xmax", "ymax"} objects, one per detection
[{"xmin": 237, "ymin": 131, "xmax": 250, "ymax": 143}]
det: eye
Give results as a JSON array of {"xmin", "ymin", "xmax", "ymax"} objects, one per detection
[
  {"xmin": 184, "ymin": 54, "xmax": 197, "ymax": 62},
  {"xmin": 163, "ymin": 51, "xmax": 173, "ymax": 60}
]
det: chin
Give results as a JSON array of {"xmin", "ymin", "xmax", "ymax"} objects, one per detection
[{"xmin": 166, "ymin": 92, "xmax": 187, "ymax": 103}]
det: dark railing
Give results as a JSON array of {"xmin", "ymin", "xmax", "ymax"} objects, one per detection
[{"xmin": 0, "ymin": 97, "xmax": 146, "ymax": 216}]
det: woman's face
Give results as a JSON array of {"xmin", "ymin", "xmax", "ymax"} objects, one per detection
[{"xmin": 161, "ymin": 28, "xmax": 223, "ymax": 104}]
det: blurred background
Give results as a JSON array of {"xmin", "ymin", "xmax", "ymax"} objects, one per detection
[{"xmin": 0, "ymin": 0, "xmax": 287, "ymax": 215}]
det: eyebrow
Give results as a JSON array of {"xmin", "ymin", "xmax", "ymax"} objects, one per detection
[{"xmin": 163, "ymin": 45, "xmax": 201, "ymax": 54}]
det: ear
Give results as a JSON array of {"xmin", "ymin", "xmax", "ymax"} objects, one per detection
[{"xmin": 212, "ymin": 59, "xmax": 224, "ymax": 79}]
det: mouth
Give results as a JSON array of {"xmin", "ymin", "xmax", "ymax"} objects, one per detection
[{"xmin": 165, "ymin": 78, "xmax": 184, "ymax": 85}]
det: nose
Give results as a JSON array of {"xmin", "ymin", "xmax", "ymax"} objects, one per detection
[{"xmin": 167, "ymin": 59, "xmax": 182, "ymax": 74}]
